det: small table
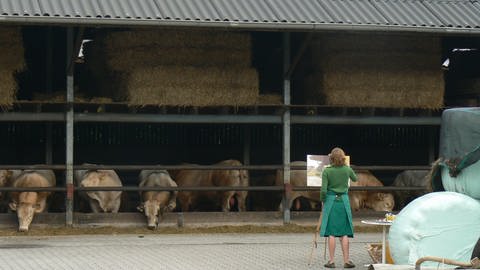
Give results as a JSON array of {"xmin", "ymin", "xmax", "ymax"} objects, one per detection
[{"xmin": 361, "ymin": 219, "xmax": 393, "ymax": 264}]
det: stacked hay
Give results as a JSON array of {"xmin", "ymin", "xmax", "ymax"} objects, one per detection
[
  {"xmin": 0, "ymin": 27, "xmax": 25, "ymax": 107},
  {"xmin": 83, "ymin": 29, "xmax": 258, "ymax": 106},
  {"xmin": 305, "ymin": 34, "xmax": 444, "ymax": 108}
]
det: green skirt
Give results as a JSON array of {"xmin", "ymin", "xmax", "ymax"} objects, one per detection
[{"xmin": 324, "ymin": 199, "xmax": 353, "ymax": 237}]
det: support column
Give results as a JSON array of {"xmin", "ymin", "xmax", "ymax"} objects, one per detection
[
  {"xmin": 65, "ymin": 28, "xmax": 74, "ymax": 227},
  {"xmin": 45, "ymin": 27, "xmax": 53, "ymax": 165},
  {"xmin": 282, "ymin": 33, "xmax": 291, "ymax": 224}
]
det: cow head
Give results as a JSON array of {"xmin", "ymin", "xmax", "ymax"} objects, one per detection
[
  {"xmin": 367, "ymin": 192, "xmax": 395, "ymax": 212},
  {"xmin": 138, "ymin": 200, "xmax": 162, "ymax": 230},
  {"xmin": 9, "ymin": 192, "xmax": 41, "ymax": 232}
]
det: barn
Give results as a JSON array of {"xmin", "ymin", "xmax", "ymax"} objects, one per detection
[{"xmin": 0, "ymin": 0, "xmax": 479, "ymax": 229}]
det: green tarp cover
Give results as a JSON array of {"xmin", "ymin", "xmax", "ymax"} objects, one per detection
[{"xmin": 432, "ymin": 108, "xmax": 480, "ymax": 192}]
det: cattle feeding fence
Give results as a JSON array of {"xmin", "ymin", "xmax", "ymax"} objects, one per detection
[{"xmin": 0, "ymin": 164, "xmax": 431, "ymax": 227}]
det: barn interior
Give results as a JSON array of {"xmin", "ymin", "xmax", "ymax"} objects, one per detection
[{"xmin": 1, "ymin": 25, "xmax": 480, "ymax": 214}]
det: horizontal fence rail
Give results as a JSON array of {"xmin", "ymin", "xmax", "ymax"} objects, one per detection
[
  {"xmin": 0, "ymin": 186, "xmax": 428, "ymax": 192},
  {"xmin": 0, "ymin": 164, "xmax": 433, "ymax": 171}
]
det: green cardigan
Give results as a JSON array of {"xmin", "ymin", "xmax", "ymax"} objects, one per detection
[{"xmin": 320, "ymin": 165, "xmax": 357, "ymax": 202}]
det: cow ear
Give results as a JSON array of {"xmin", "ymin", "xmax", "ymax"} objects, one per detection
[
  {"xmin": 137, "ymin": 204, "xmax": 144, "ymax": 212},
  {"xmin": 8, "ymin": 202, "xmax": 17, "ymax": 211}
]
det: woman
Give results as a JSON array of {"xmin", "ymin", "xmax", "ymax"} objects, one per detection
[{"xmin": 320, "ymin": 147, "xmax": 357, "ymax": 268}]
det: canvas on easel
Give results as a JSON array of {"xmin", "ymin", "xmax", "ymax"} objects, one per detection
[{"xmin": 307, "ymin": 154, "xmax": 351, "ymax": 187}]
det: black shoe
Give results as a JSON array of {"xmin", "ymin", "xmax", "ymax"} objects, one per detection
[
  {"xmin": 344, "ymin": 261, "xmax": 355, "ymax": 268},
  {"xmin": 324, "ymin": 261, "xmax": 335, "ymax": 268}
]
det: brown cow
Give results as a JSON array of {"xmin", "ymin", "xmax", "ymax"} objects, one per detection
[
  {"xmin": 74, "ymin": 169, "xmax": 123, "ymax": 213},
  {"xmin": 9, "ymin": 170, "xmax": 56, "ymax": 232},
  {"xmin": 137, "ymin": 170, "xmax": 177, "ymax": 229},
  {"xmin": 349, "ymin": 171, "xmax": 394, "ymax": 211},
  {"xmin": 174, "ymin": 159, "xmax": 244, "ymax": 212}
]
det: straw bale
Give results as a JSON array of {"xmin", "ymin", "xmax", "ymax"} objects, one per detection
[
  {"xmin": 89, "ymin": 97, "xmax": 114, "ymax": 103},
  {"xmin": 305, "ymin": 69, "xmax": 444, "ymax": 108},
  {"xmin": 304, "ymin": 42, "xmax": 444, "ymax": 108},
  {"xmin": 123, "ymin": 66, "xmax": 259, "ymax": 106},
  {"xmin": 0, "ymin": 27, "xmax": 25, "ymax": 71},
  {"xmin": 316, "ymin": 52, "xmax": 441, "ymax": 72},
  {"xmin": 98, "ymin": 29, "xmax": 251, "ymax": 51},
  {"xmin": 311, "ymin": 33, "xmax": 441, "ymax": 54},
  {"xmin": 100, "ymin": 47, "xmax": 252, "ymax": 69},
  {"xmin": 0, "ymin": 70, "xmax": 18, "ymax": 106},
  {"xmin": 256, "ymin": 94, "xmax": 283, "ymax": 105},
  {"xmin": 31, "ymin": 91, "xmax": 89, "ymax": 102}
]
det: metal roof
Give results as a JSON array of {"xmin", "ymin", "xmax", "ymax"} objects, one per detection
[{"xmin": 0, "ymin": 0, "xmax": 480, "ymax": 34}]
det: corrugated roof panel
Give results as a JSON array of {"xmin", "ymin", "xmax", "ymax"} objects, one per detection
[
  {"xmin": 212, "ymin": 0, "xmax": 279, "ymax": 22},
  {"xmin": 424, "ymin": 0, "xmax": 480, "ymax": 28},
  {"xmin": 320, "ymin": 0, "xmax": 388, "ymax": 25},
  {"xmin": 0, "ymin": 0, "xmax": 479, "ymax": 33},
  {"xmin": 372, "ymin": 0, "xmax": 442, "ymax": 27},
  {"xmin": 264, "ymin": 0, "xmax": 333, "ymax": 23},
  {"xmin": 0, "ymin": 0, "xmax": 41, "ymax": 16}
]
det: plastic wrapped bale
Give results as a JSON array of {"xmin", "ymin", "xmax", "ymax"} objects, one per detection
[
  {"xmin": 388, "ymin": 192, "xmax": 480, "ymax": 266},
  {"xmin": 431, "ymin": 108, "xmax": 480, "ymax": 199}
]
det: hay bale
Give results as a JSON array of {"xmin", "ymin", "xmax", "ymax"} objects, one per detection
[
  {"xmin": 100, "ymin": 47, "xmax": 252, "ymax": 69},
  {"xmin": 123, "ymin": 66, "xmax": 259, "ymax": 106},
  {"xmin": 31, "ymin": 91, "xmax": 89, "ymax": 102},
  {"xmin": 256, "ymin": 94, "xmax": 283, "ymax": 105},
  {"xmin": 81, "ymin": 29, "xmax": 258, "ymax": 105},
  {"xmin": 305, "ymin": 34, "xmax": 444, "ymax": 108},
  {"xmin": 0, "ymin": 27, "xmax": 25, "ymax": 107},
  {"xmin": 0, "ymin": 70, "xmax": 18, "ymax": 106},
  {"xmin": 98, "ymin": 29, "xmax": 252, "ymax": 51}
]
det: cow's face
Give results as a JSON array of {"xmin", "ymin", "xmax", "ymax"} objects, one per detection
[
  {"xmin": 138, "ymin": 200, "xmax": 161, "ymax": 230},
  {"xmin": 9, "ymin": 202, "xmax": 40, "ymax": 232},
  {"xmin": 369, "ymin": 193, "xmax": 395, "ymax": 212}
]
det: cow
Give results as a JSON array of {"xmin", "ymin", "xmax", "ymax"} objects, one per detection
[
  {"xmin": 222, "ymin": 159, "xmax": 249, "ymax": 211},
  {"xmin": 174, "ymin": 159, "xmax": 245, "ymax": 212},
  {"xmin": 74, "ymin": 168, "xmax": 123, "ymax": 213},
  {"xmin": 275, "ymin": 162, "xmax": 394, "ymax": 212},
  {"xmin": 391, "ymin": 170, "xmax": 431, "ymax": 210},
  {"xmin": 275, "ymin": 161, "xmax": 320, "ymax": 211},
  {"xmin": 9, "ymin": 170, "xmax": 56, "ymax": 232},
  {"xmin": 0, "ymin": 170, "xmax": 22, "ymax": 212},
  {"xmin": 137, "ymin": 170, "xmax": 177, "ymax": 229},
  {"xmin": 349, "ymin": 171, "xmax": 395, "ymax": 212}
]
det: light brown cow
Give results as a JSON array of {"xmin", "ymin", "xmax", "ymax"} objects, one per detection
[
  {"xmin": 9, "ymin": 170, "xmax": 56, "ymax": 232},
  {"xmin": 137, "ymin": 170, "xmax": 177, "ymax": 229},
  {"xmin": 174, "ymin": 159, "xmax": 245, "ymax": 212},
  {"xmin": 349, "ymin": 171, "xmax": 395, "ymax": 212},
  {"xmin": 223, "ymin": 159, "xmax": 249, "ymax": 211},
  {"xmin": 275, "ymin": 162, "xmax": 394, "ymax": 212},
  {"xmin": 74, "ymin": 169, "xmax": 123, "ymax": 213},
  {"xmin": 275, "ymin": 161, "xmax": 320, "ymax": 211}
]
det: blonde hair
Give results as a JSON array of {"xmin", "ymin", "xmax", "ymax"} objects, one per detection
[{"xmin": 329, "ymin": 147, "xmax": 346, "ymax": 166}]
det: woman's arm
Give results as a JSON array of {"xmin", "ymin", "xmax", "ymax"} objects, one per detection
[{"xmin": 320, "ymin": 170, "xmax": 329, "ymax": 202}]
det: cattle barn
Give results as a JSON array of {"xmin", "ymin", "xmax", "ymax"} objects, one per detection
[{"xmin": 0, "ymin": 0, "xmax": 479, "ymax": 229}]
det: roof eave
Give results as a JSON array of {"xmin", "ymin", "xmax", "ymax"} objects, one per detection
[{"xmin": 1, "ymin": 16, "xmax": 480, "ymax": 35}]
